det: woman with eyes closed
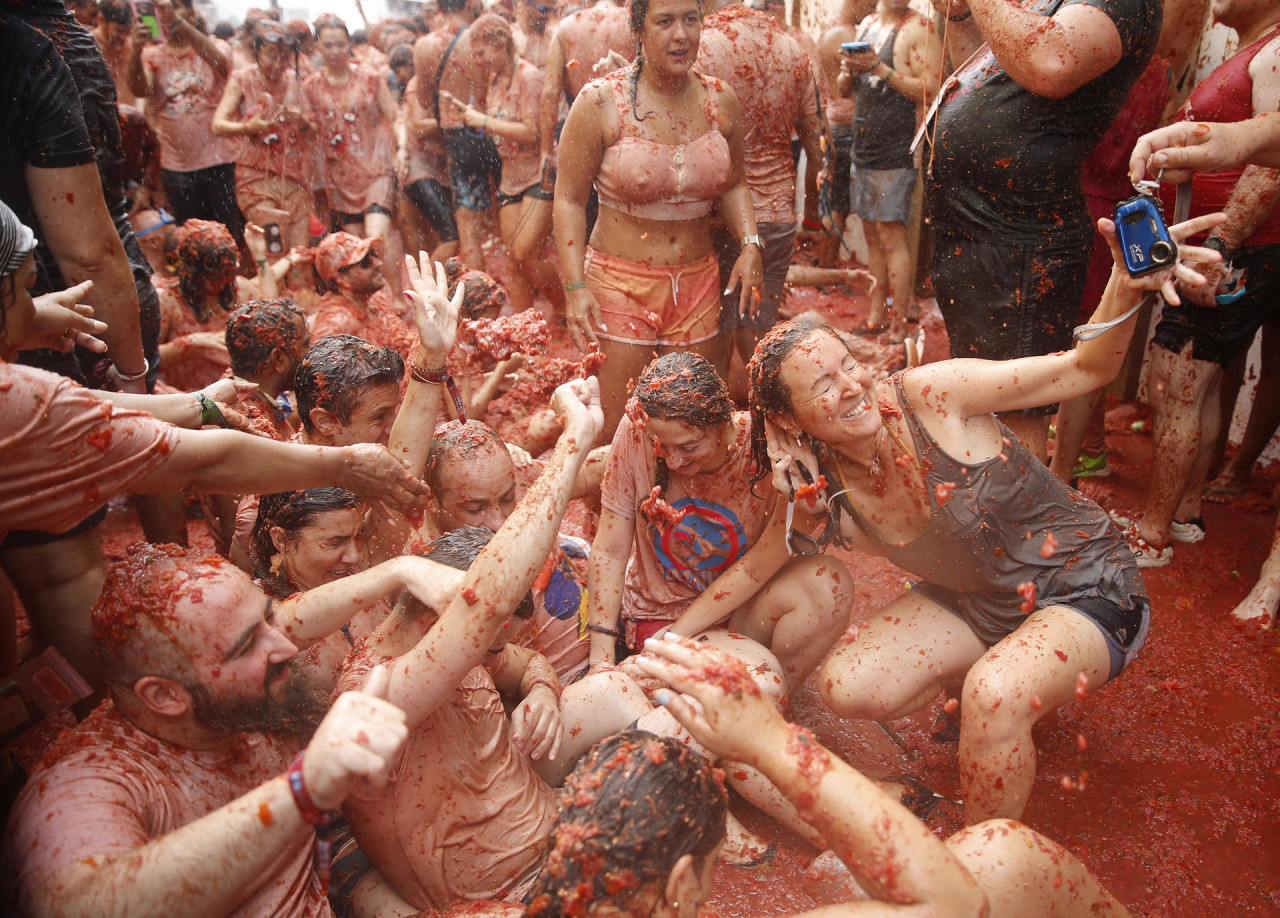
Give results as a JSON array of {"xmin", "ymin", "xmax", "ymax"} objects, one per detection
[
  {"xmin": 249, "ymin": 486, "xmax": 454, "ymax": 690},
  {"xmin": 554, "ymin": 0, "xmax": 763, "ymax": 440},
  {"xmin": 588, "ymin": 351, "xmax": 853, "ymax": 697},
  {"xmin": 725, "ymin": 211, "xmax": 1226, "ymax": 825}
]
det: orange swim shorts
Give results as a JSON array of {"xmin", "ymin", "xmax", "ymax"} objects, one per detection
[{"xmin": 585, "ymin": 247, "xmax": 721, "ymax": 347}]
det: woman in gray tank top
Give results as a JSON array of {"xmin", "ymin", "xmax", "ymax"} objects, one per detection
[{"xmin": 665, "ymin": 207, "xmax": 1224, "ymax": 826}]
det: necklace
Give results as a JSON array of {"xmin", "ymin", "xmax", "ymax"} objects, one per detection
[{"xmin": 831, "ymin": 417, "xmax": 921, "ymax": 497}]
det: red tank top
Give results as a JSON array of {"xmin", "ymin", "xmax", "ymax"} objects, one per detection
[{"xmin": 1164, "ymin": 26, "xmax": 1280, "ymax": 247}]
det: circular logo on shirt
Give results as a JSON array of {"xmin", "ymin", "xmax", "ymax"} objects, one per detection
[{"xmin": 651, "ymin": 497, "xmax": 746, "ymax": 591}]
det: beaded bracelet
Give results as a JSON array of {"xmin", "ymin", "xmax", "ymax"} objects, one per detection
[
  {"xmin": 587, "ymin": 623, "xmax": 619, "ymax": 638},
  {"xmin": 564, "ymin": 281, "xmax": 588, "ymax": 292}
]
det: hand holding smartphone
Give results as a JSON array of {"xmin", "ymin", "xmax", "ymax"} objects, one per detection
[{"xmin": 132, "ymin": 0, "xmax": 163, "ymax": 40}]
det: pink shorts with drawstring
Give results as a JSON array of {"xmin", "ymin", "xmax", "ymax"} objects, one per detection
[{"xmin": 585, "ymin": 247, "xmax": 721, "ymax": 346}]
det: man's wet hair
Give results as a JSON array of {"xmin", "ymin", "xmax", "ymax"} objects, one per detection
[
  {"xmin": 406, "ymin": 526, "xmax": 535, "ymax": 619},
  {"xmin": 295, "ymin": 334, "xmax": 404, "ymax": 432},
  {"xmin": 424, "ymin": 420, "xmax": 508, "ymax": 497},
  {"xmin": 99, "ymin": 0, "xmax": 133, "ymax": 27},
  {"xmin": 225, "ymin": 298, "xmax": 306, "ymax": 378},
  {"xmin": 92, "ymin": 543, "xmax": 227, "ymax": 691},
  {"xmin": 526, "ymin": 731, "xmax": 727, "ymax": 918},
  {"xmin": 213, "ymin": 20, "xmax": 234, "ymax": 39},
  {"xmin": 438, "ymin": 0, "xmax": 469, "ymax": 13}
]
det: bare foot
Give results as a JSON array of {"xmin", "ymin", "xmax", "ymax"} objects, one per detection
[
  {"xmin": 720, "ymin": 811, "xmax": 774, "ymax": 867},
  {"xmin": 1230, "ymin": 580, "xmax": 1279, "ymax": 629},
  {"xmin": 865, "ymin": 300, "xmax": 888, "ymax": 331}
]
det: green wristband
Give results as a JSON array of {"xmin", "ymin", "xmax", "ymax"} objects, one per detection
[{"xmin": 195, "ymin": 392, "xmax": 229, "ymax": 428}]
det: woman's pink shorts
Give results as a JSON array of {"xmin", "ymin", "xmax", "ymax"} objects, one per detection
[{"xmin": 586, "ymin": 247, "xmax": 721, "ymax": 347}]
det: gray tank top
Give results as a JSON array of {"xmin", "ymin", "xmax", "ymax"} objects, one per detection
[{"xmin": 827, "ymin": 376, "xmax": 1148, "ymax": 646}]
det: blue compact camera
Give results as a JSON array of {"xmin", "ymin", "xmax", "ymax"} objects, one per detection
[
  {"xmin": 841, "ymin": 41, "xmax": 872, "ymax": 54},
  {"xmin": 1115, "ymin": 189, "xmax": 1176, "ymax": 276}
]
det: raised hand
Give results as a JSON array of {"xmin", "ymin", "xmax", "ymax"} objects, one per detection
[
  {"xmin": 765, "ymin": 420, "xmax": 825, "ymax": 508},
  {"xmin": 551, "ymin": 377, "xmax": 603, "ymax": 449},
  {"xmin": 404, "ymin": 254, "xmax": 463, "ymax": 364},
  {"xmin": 1129, "ymin": 120, "xmax": 1258, "ymax": 186},
  {"xmin": 302, "ymin": 665, "xmax": 409, "ymax": 810}
]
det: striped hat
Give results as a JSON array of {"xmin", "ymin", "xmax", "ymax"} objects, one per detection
[{"xmin": 0, "ymin": 199, "xmax": 36, "ymax": 279}]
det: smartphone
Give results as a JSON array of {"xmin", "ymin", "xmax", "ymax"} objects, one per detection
[
  {"xmin": 264, "ymin": 223, "xmax": 285, "ymax": 256},
  {"xmin": 132, "ymin": 0, "xmax": 162, "ymax": 40},
  {"xmin": 842, "ymin": 41, "xmax": 872, "ymax": 54}
]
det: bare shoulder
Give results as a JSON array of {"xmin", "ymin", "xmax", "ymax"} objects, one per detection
[{"xmin": 904, "ymin": 11, "xmax": 930, "ymax": 36}]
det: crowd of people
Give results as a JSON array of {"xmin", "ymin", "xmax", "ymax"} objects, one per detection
[{"xmin": 0, "ymin": 0, "xmax": 1277, "ymax": 914}]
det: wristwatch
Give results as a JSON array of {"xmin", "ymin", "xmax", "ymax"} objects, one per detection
[
  {"xmin": 741, "ymin": 234, "xmax": 762, "ymax": 249},
  {"xmin": 1202, "ymin": 235, "xmax": 1233, "ymax": 260}
]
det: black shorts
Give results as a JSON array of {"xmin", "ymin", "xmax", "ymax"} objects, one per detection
[
  {"xmin": 1151, "ymin": 244, "xmax": 1280, "ymax": 368},
  {"xmin": 444, "ymin": 128, "xmax": 502, "ymax": 212},
  {"xmin": 715, "ymin": 222, "xmax": 796, "ymax": 334},
  {"xmin": 932, "ymin": 235, "xmax": 1089, "ymax": 417},
  {"xmin": 827, "ymin": 122, "xmax": 853, "ymax": 215},
  {"xmin": 404, "ymin": 178, "xmax": 459, "ymax": 242},
  {"xmin": 1, "ymin": 505, "xmax": 108, "ymax": 549},
  {"xmin": 161, "ymin": 163, "xmax": 244, "ymax": 242},
  {"xmin": 496, "ymin": 181, "xmax": 554, "ymax": 209},
  {"xmin": 331, "ymin": 203, "xmax": 393, "ymax": 226}
]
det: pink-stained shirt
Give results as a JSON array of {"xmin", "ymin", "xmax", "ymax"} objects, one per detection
[
  {"xmin": 487, "ymin": 59, "xmax": 545, "ymax": 197},
  {"xmin": 697, "ymin": 7, "xmax": 820, "ymax": 223},
  {"xmin": 515, "ymin": 535, "xmax": 591, "ymax": 683},
  {"xmin": 0, "ymin": 364, "xmax": 177, "ymax": 540},
  {"xmin": 554, "ymin": 1, "xmax": 633, "ymax": 100},
  {"xmin": 140, "ymin": 38, "xmax": 239, "ymax": 172},
  {"xmin": 232, "ymin": 64, "xmax": 311, "ymax": 185},
  {"xmin": 301, "ymin": 63, "xmax": 395, "ymax": 214},
  {"xmin": 156, "ymin": 275, "xmax": 235, "ymax": 392},
  {"xmin": 600, "ymin": 412, "xmax": 774, "ymax": 622},
  {"xmin": 1, "ymin": 703, "xmax": 329, "ymax": 916},
  {"xmin": 336, "ymin": 651, "xmax": 556, "ymax": 910}
]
